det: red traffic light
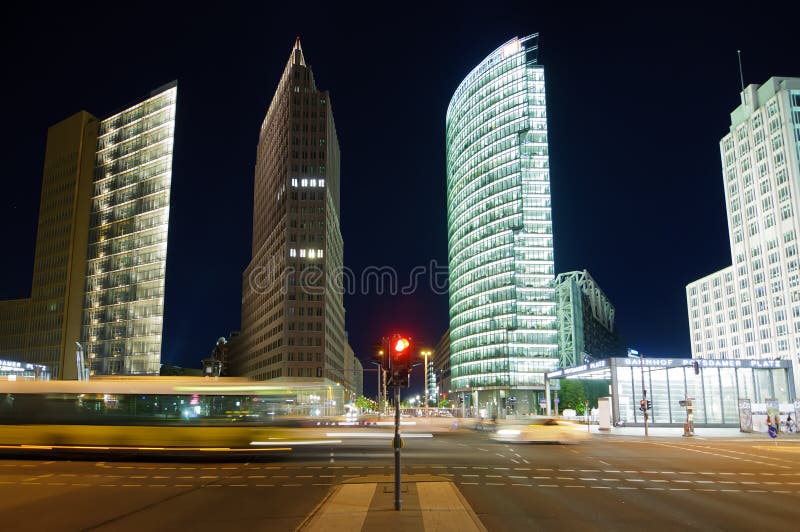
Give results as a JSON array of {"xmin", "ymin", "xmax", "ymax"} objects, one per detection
[
  {"xmin": 389, "ymin": 335, "xmax": 413, "ymax": 368},
  {"xmin": 394, "ymin": 337, "xmax": 410, "ymax": 353}
]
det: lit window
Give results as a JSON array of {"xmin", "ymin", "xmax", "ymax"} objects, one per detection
[
  {"xmin": 300, "ymin": 249, "xmax": 306, "ymax": 257},
  {"xmin": 291, "ymin": 178, "xmax": 298, "ymax": 187},
  {"xmin": 318, "ymin": 179, "xmax": 325, "ymax": 187},
  {"xmin": 290, "ymin": 248, "xmax": 296, "ymax": 257}
]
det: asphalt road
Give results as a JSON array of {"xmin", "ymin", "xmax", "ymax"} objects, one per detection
[{"xmin": 1, "ymin": 430, "xmax": 799, "ymax": 531}]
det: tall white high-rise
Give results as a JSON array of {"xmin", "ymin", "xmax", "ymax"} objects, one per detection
[{"xmin": 687, "ymin": 77, "xmax": 800, "ymax": 397}]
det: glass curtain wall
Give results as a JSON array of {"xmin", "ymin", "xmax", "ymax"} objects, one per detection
[
  {"xmin": 82, "ymin": 84, "xmax": 177, "ymax": 375},
  {"xmin": 447, "ymin": 35, "xmax": 557, "ymax": 398},
  {"xmin": 613, "ymin": 364, "xmax": 794, "ymax": 425}
]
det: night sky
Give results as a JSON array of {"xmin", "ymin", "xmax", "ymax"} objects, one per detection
[{"xmin": 2, "ymin": 3, "xmax": 797, "ymax": 397}]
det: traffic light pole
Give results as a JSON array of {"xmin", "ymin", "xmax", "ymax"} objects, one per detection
[
  {"xmin": 641, "ymin": 358, "xmax": 648, "ymax": 438},
  {"xmin": 393, "ymin": 385, "xmax": 401, "ymax": 510}
]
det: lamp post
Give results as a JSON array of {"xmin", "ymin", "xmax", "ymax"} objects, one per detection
[{"xmin": 421, "ymin": 350, "xmax": 431, "ymax": 412}]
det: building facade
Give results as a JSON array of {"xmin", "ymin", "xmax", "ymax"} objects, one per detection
[
  {"xmin": 555, "ymin": 269, "xmax": 624, "ymax": 368},
  {"xmin": 687, "ymin": 78, "xmax": 800, "ymax": 397},
  {"xmin": 446, "ymin": 35, "xmax": 557, "ymax": 416},
  {"xmin": 547, "ymin": 357, "xmax": 795, "ymax": 429},
  {"xmin": 82, "ymin": 84, "xmax": 178, "ymax": 376},
  {"xmin": 0, "ymin": 84, "xmax": 177, "ymax": 378},
  {"xmin": 231, "ymin": 39, "xmax": 346, "ymax": 384},
  {"xmin": 432, "ymin": 329, "xmax": 451, "ymax": 404},
  {"xmin": 343, "ymin": 341, "xmax": 364, "ymax": 401}
]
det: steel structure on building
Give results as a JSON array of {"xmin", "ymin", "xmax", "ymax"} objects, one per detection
[{"xmin": 555, "ymin": 270, "xmax": 617, "ymax": 368}]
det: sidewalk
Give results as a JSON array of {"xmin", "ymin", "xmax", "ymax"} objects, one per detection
[
  {"xmin": 588, "ymin": 425, "xmax": 800, "ymax": 440},
  {"xmin": 298, "ymin": 475, "xmax": 486, "ymax": 532}
]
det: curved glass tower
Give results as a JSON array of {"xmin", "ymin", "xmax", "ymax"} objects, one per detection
[{"xmin": 446, "ymin": 35, "xmax": 557, "ymax": 415}]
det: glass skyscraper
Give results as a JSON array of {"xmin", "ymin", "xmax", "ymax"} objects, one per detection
[
  {"xmin": 0, "ymin": 83, "xmax": 177, "ymax": 378},
  {"xmin": 446, "ymin": 35, "xmax": 557, "ymax": 415},
  {"xmin": 82, "ymin": 83, "xmax": 178, "ymax": 375}
]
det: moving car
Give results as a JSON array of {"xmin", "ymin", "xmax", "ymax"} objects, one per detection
[{"xmin": 490, "ymin": 417, "xmax": 590, "ymax": 444}]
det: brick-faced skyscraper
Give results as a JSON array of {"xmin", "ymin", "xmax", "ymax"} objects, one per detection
[{"xmin": 232, "ymin": 39, "xmax": 346, "ymax": 384}]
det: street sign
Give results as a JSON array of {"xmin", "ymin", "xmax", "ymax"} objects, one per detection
[{"xmin": 768, "ymin": 426, "xmax": 778, "ymax": 439}]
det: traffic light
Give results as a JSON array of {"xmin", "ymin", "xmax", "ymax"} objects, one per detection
[
  {"xmin": 693, "ymin": 361, "xmax": 700, "ymax": 375},
  {"xmin": 639, "ymin": 399, "xmax": 646, "ymax": 412},
  {"xmin": 387, "ymin": 334, "xmax": 413, "ymax": 387},
  {"xmin": 391, "ymin": 336, "xmax": 411, "ymax": 365},
  {"xmin": 646, "ymin": 400, "xmax": 652, "ymax": 410}
]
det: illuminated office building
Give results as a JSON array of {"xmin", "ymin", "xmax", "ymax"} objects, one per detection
[
  {"xmin": 231, "ymin": 39, "xmax": 346, "ymax": 384},
  {"xmin": 687, "ymin": 77, "xmax": 800, "ymax": 397},
  {"xmin": 446, "ymin": 35, "xmax": 557, "ymax": 415},
  {"xmin": 82, "ymin": 84, "xmax": 178, "ymax": 375},
  {"xmin": 0, "ymin": 83, "xmax": 177, "ymax": 378}
]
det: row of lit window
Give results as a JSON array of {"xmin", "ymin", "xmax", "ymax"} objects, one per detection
[
  {"xmin": 290, "ymin": 178, "xmax": 325, "ymax": 187},
  {"xmin": 289, "ymin": 248, "xmax": 324, "ymax": 258}
]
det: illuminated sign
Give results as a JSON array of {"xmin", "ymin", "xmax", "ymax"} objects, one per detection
[
  {"xmin": 623, "ymin": 358, "xmax": 674, "ymax": 367},
  {"xmin": 549, "ymin": 357, "xmax": 788, "ymax": 379},
  {"xmin": 547, "ymin": 360, "xmax": 607, "ymax": 379},
  {"xmin": 0, "ymin": 359, "xmax": 24, "ymax": 372}
]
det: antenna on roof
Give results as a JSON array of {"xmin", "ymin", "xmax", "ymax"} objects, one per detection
[{"xmin": 736, "ymin": 50, "xmax": 745, "ymax": 91}]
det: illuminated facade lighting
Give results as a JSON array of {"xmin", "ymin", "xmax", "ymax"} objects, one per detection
[
  {"xmin": 446, "ymin": 35, "xmax": 557, "ymax": 414},
  {"xmin": 82, "ymin": 83, "xmax": 178, "ymax": 376},
  {"xmin": 687, "ymin": 77, "xmax": 800, "ymax": 397},
  {"xmin": 0, "ymin": 83, "xmax": 177, "ymax": 378}
]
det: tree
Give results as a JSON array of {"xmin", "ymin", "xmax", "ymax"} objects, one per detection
[
  {"xmin": 558, "ymin": 379, "xmax": 587, "ymax": 414},
  {"xmin": 355, "ymin": 396, "xmax": 377, "ymax": 412}
]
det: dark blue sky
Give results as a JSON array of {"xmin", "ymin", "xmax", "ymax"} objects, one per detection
[{"xmin": 1, "ymin": 3, "xmax": 797, "ymax": 397}]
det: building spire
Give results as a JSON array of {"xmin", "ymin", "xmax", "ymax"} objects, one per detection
[{"xmin": 291, "ymin": 36, "xmax": 306, "ymax": 66}]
